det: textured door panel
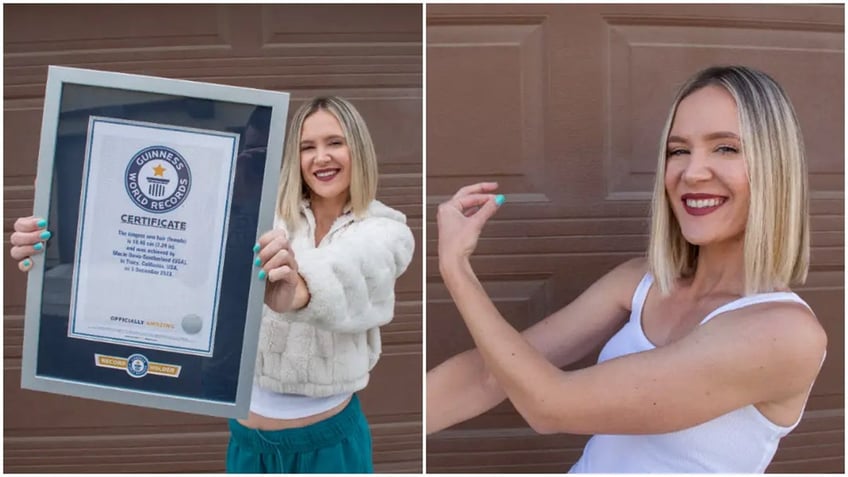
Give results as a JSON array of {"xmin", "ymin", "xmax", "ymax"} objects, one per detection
[
  {"xmin": 426, "ymin": 4, "xmax": 843, "ymax": 473},
  {"xmin": 4, "ymin": 4, "xmax": 422, "ymax": 473}
]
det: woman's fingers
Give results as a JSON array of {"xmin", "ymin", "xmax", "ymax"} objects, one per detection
[
  {"xmin": 10, "ymin": 243, "xmax": 45, "ymax": 261},
  {"xmin": 453, "ymin": 193, "xmax": 497, "ymax": 216},
  {"xmin": 10, "ymin": 217, "xmax": 50, "ymax": 269},
  {"xmin": 253, "ymin": 230, "xmax": 298, "ymax": 283},
  {"xmin": 468, "ymin": 195, "xmax": 502, "ymax": 228},
  {"xmin": 451, "ymin": 182, "xmax": 498, "ymax": 201},
  {"xmin": 254, "ymin": 229, "xmax": 290, "ymax": 263},
  {"xmin": 263, "ymin": 247, "xmax": 298, "ymax": 277},
  {"xmin": 256, "ymin": 234, "xmax": 291, "ymax": 264},
  {"xmin": 13, "ymin": 216, "xmax": 44, "ymax": 234},
  {"xmin": 267, "ymin": 264, "xmax": 297, "ymax": 284},
  {"xmin": 18, "ymin": 258, "xmax": 33, "ymax": 272},
  {"xmin": 10, "ymin": 228, "xmax": 49, "ymax": 248},
  {"xmin": 256, "ymin": 228, "xmax": 288, "ymax": 248}
]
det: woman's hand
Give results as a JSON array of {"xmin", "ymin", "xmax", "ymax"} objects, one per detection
[
  {"xmin": 10, "ymin": 216, "xmax": 51, "ymax": 272},
  {"xmin": 437, "ymin": 182, "xmax": 503, "ymax": 271},
  {"xmin": 255, "ymin": 229, "xmax": 309, "ymax": 313}
]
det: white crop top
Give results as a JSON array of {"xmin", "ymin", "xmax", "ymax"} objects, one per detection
[
  {"xmin": 249, "ymin": 384, "xmax": 351, "ymax": 420},
  {"xmin": 570, "ymin": 273, "xmax": 817, "ymax": 473}
]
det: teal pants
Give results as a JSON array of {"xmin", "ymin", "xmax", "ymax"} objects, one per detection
[{"xmin": 226, "ymin": 394, "xmax": 373, "ymax": 473}]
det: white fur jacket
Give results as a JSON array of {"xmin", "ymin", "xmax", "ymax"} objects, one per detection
[{"xmin": 254, "ymin": 199, "xmax": 415, "ymax": 397}]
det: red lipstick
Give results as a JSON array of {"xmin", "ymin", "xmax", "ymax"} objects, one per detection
[{"xmin": 681, "ymin": 193, "xmax": 727, "ymax": 217}]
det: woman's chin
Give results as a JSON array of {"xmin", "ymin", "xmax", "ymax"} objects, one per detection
[
  {"xmin": 680, "ymin": 231, "xmax": 744, "ymax": 248},
  {"xmin": 308, "ymin": 188, "xmax": 349, "ymax": 203}
]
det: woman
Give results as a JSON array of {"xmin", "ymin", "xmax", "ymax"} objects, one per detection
[
  {"xmin": 11, "ymin": 96, "xmax": 415, "ymax": 473},
  {"xmin": 427, "ymin": 66, "xmax": 826, "ymax": 473}
]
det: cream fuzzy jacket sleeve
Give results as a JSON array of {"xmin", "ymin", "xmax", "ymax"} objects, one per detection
[{"xmin": 255, "ymin": 200, "xmax": 415, "ymax": 397}]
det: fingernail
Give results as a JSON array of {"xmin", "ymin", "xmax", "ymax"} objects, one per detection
[
  {"xmin": 254, "ymin": 257, "xmax": 261, "ymax": 267},
  {"xmin": 495, "ymin": 194, "xmax": 506, "ymax": 206},
  {"xmin": 37, "ymin": 219, "xmax": 47, "ymax": 228},
  {"xmin": 33, "ymin": 243, "xmax": 43, "ymax": 251},
  {"xmin": 22, "ymin": 259, "xmax": 31, "ymax": 268},
  {"xmin": 258, "ymin": 270, "xmax": 267, "ymax": 280},
  {"xmin": 39, "ymin": 231, "xmax": 52, "ymax": 240},
  {"xmin": 253, "ymin": 243, "xmax": 260, "ymax": 254}
]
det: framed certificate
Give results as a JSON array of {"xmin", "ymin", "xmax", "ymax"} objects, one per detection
[{"xmin": 20, "ymin": 66, "xmax": 290, "ymax": 419}]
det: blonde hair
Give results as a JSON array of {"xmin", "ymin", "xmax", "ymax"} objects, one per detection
[
  {"xmin": 648, "ymin": 66, "xmax": 809, "ymax": 295},
  {"xmin": 277, "ymin": 96, "xmax": 379, "ymax": 230}
]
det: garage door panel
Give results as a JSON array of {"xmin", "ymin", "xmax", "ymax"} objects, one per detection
[
  {"xmin": 428, "ymin": 19, "xmax": 545, "ymax": 189},
  {"xmin": 4, "ymin": 4, "xmax": 422, "ymax": 473},
  {"xmin": 3, "ymin": 108, "xmax": 42, "ymax": 178},
  {"xmin": 427, "ymin": 3, "xmax": 842, "ymax": 473},
  {"xmin": 5, "ymin": 5, "xmax": 231, "ymax": 53},
  {"xmin": 608, "ymin": 17, "xmax": 843, "ymax": 200},
  {"xmin": 259, "ymin": 5, "xmax": 420, "ymax": 46}
]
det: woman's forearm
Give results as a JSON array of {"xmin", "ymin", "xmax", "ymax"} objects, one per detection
[
  {"xmin": 441, "ymin": 259, "xmax": 570, "ymax": 434},
  {"xmin": 426, "ymin": 348, "xmax": 507, "ymax": 434}
]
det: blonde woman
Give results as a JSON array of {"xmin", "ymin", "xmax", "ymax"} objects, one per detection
[
  {"xmin": 427, "ymin": 66, "xmax": 825, "ymax": 472},
  {"xmin": 11, "ymin": 96, "xmax": 415, "ymax": 473}
]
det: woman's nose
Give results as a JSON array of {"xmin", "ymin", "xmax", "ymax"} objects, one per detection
[
  {"xmin": 681, "ymin": 150, "xmax": 713, "ymax": 184},
  {"xmin": 314, "ymin": 148, "xmax": 331, "ymax": 164}
]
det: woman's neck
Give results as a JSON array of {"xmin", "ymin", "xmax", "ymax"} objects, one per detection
[
  {"xmin": 687, "ymin": 234, "xmax": 746, "ymax": 298},
  {"xmin": 309, "ymin": 194, "xmax": 348, "ymax": 244}
]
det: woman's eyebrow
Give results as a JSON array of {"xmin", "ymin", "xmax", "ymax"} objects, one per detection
[
  {"xmin": 704, "ymin": 131, "xmax": 740, "ymax": 141},
  {"xmin": 667, "ymin": 131, "xmax": 740, "ymax": 143}
]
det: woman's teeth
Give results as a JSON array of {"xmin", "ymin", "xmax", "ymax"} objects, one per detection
[
  {"xmin": 685, "ymin": 198, "xmax": 724, "ymax": 208},
  {"xmin": 316, "ymin": 170, "xmax": 338, "ymax": 178}
]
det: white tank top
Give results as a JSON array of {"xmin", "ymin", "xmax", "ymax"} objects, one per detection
[
  {"xmin": 249, "ymin": 384, "xmax": 351, "ymax": 419},
  {"xmin": 570, "ymin": 273, "xmax": 817, "ymax": 473}
]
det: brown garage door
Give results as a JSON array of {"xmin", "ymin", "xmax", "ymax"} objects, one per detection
[
  {"xmin": 426, "ymin": 4, "xmax": 843, "ymax": 473},
  {"xmin": 4, "ymin": 4, "xmax": 422, "ymax": 472}
]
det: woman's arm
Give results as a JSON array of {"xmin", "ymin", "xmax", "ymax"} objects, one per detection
[
  {"xmin": 266, "ymin": 214, "xmax": 415, "ymax": 333},
  {"xmin": 437, "ymin": 184, "xmax": 826, "ymax": 436},
  {"xmin": 448, "ymin": 264, "xmax": 824, "ymax": 435},
  {"xmin": 427, "ymin": 257, "xmax": 643, "ymax": 434}
]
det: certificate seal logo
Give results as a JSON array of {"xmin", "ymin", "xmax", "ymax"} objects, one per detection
[
  {"xmin": 181, "ymin": 314, "xmax": 203, "ymax": 335},
  {"xmin": 126, "ymin": 353, "xmax": 149, "ymax": 378},
  {"xmin": 125, "ymin": 145, "xmax": 192, "ymax": 214}
]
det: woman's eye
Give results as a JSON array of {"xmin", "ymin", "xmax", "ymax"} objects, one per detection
[
  {"xmin": 666, "ymin": 149, "xmax": 688, "ymax": 157},
  {"xmin": 300, "ymin": 145, "xmax": 314, "ymax": 152},
  {"xmin": 329, "ymin": 140, "xmax": 344, "ymax": 147},
  {"xmin": 716, "ymin": 145, "xmax": 738, "ymax": 155}
]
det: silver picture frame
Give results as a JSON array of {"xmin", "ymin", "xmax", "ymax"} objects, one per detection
[{"xmin": 20, "ymin": 65, "xmax": 290, "ymax": 419}]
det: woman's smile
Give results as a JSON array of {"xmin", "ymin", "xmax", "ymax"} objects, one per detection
[{"xmin": 681, "ymin": 193, "xmax": 728, "ymax": 216}]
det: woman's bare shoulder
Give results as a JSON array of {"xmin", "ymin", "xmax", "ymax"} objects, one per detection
[
  {"xmin": 731, "ymin": 299, "xmax": 826, "ymax": 354},
  {"xmin": 706, "ymin": 298, "xmax": 827, "ymax": 394},
  {"xmin": 585, "ymin": 256, "xmax": 651, "ymax": 311},
  {"xmin": 616, "ymin": 256, "xmax": 650, "ymax": 277}
]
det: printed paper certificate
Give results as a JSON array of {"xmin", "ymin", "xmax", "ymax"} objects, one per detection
[{"xmin": 68, "ymin": 117, "xmax": 239, "ymax": 356}]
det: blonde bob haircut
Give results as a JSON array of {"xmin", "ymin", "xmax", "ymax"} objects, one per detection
[
  {"xmin": 648, "ymin": 66, "xmax": 809, "ymax": 296},
  {"xmin": 276, "ymin": 96, "xmax": 379, "ymax": 230}
]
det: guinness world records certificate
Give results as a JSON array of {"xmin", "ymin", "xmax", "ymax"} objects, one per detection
[
  {"xmin": 20, "ymin": 66, "xmax": 289, "ymax": 418},
  {"xmin": 69, "ymin": 118, "xmax": 239, "ymax": 357}
]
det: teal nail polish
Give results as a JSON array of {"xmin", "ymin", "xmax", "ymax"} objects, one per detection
[
  {"xmin": 37, "ymin": 219, "xmax": 47, "ymax": 228},
  {"xmin": 495, "ymin": 194, "xmax": 506, "ymax": 206},
  {"xmin": 33, "ymin": 243, "xmax": 43, "ymax": 251},
  {"xmin": 22, "ymin": 259, "xmax": 31, "ymax": 268},
  {"xmin": 253, "ymin": 243, "xmax": 261, "ymax": 254},
  {"xmin": 39, "ymin": 231, "xmax": 52, "ymax": 240},
  {"xmin": 254, "ymin": 257, "xmax": 261, "ymax": 267},
  {"xmin": 258, "ymin": 270, "xmax": 267, "ymax": 280}
]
